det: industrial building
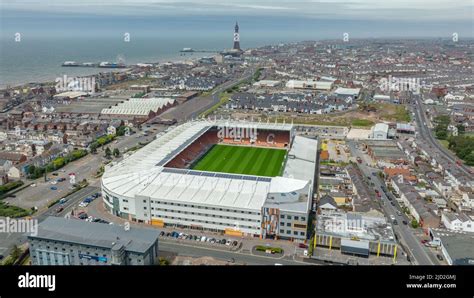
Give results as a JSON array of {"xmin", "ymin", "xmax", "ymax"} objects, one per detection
[
  {"xmin": 253, "ymin": 80, "xmax": 281, "ymax": 88},
  {"xmin": 100, "ymin": 97, "xmax": 176, "ymax": 123},
  {"xmin": 285, "ymin": 80, "xmax": 333, "ymax": 91},
  {"xmin": 334, "ymin": 87, "xmax": 361, "ymax": 99},
  {"xmin": 28, "ymin": 217, "xmax": 160, "ymax": 265},
  {"xmin": 101, "ymin": 120, "xmax": 317, "ymax": 240},
  {"xmin": 314, "ymin": 211, "xmax": 398, "ymax": 258},
  {"xmin": 371, "ymin": 123, "xmax": 389, "ymax": 139}
]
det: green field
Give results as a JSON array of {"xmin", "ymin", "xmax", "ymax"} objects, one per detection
[{"xmin": 192, "ymin": 145, "xmax": 286, "ymax": 177}]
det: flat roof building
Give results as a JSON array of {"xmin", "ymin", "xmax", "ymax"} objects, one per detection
[
  {"xmin": 286, "ymin": 80, "xmax": 333, "ymax": 91},
  {"xmin": 334, "ymin": 87, "xmax": 361, "ymax": 99},
  {"xmin": 371, "ymin": 123, "xmax": 389, "ymax": 140},
  {"xmin": 429, "ymin": 228, "xmax": 474, "ymax": 265},
  {"xmin": 28, "ymin": 217, "xmax": 160, "ymax": 265},
  {"xmin": 315, "ymin": 211, "xmax": 398, "ymax": 258}
]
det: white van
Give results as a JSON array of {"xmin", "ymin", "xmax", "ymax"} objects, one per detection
[{"xmin": 201, "ymin": 236, "xmax": 207, "ymax": 242}]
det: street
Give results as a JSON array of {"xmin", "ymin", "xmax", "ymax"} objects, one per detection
[{"xmin": 347, "ymin": 140, "xmax": 437, "ymax": 265}]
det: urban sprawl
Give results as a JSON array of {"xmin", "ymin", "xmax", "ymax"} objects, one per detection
[{"xmin": 0, "ymin": 27, "xmax": 473, "ymax": 266}]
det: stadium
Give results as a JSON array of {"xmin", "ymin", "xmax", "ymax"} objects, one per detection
[{"xmin": 101, "ymin": 120, "xmax": 318, "ymax": 240}]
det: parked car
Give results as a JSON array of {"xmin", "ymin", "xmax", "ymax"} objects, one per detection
[
  {"xmin": 402, "ymin": 220, "xmax": 408, "ymax": 225},
  {"xmin": 52, "ymin": 173, "xmax": 59, "ymax": 176},
  {"xmin": 390, "ymin": 201, "xmax": 395, "ymax": 206},
  {"xmin": 226, "ymin": 240, "xmax": 231, "ymax": 246},
  {"xmin": 166, "ymin": 232, "xmax": 171, "ymax": 237},
  {"xmin": 232, "ymin": 241, "xmax": 238, "ymax": 246},
  {"xmin": 30, "ymin": 183, "xmax": 36, "ymax": 187},
  {"xmin": 397, "ymin": 211, "xmax": 402, "ymax": 216},
  {"xmin": 59, "ymin": 198, "xmax": 68, "ymax": 204},
  {"xmin": 55, "ymin": 206, "xmax": 64, "ymax": 213},
  {"xmin": 298, "ymin": 243, "xmax": 308, "ymax": 249},
  {"xmin": 50, "ymin": 186, "xmax": 58, "ymax": 190},
  {"xmin": 78, "ymin": 213, "xmax": 88, "ymax": 220},
  {"xmin": 159, "ymin": 231, "xmax": 165, "ymax": 237},
  {"xmin": 220, "ymin": 239, "xmax": 227, "ymax": 244},
  {"xmin": 437, "ymin": 254, "xmax": 444, "ymax": 261},
  {"xmin": 200, "ymin": 236, "xmax": 207, "ymax": 242}
]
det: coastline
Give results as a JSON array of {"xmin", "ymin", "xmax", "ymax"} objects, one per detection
[{"xmin": 0, "ymin": 52, "xmax": 211, "ymax": 90}]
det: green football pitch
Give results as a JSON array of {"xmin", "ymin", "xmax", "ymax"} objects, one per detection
[{"xmin": 192, "ymin": 144, "xmax": 287, "ymax": 177}]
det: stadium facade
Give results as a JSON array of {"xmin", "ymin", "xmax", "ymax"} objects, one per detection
[{"xmin": 101, "ymin": 120, "xmax": 319, "ymax": 240}]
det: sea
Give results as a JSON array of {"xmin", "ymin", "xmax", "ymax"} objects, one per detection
[{"xmin": 1, "ymin": 11, "xmax": 471, "ymax": 88}]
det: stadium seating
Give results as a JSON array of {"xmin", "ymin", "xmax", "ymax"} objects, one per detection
[{"xmin": 165, "ymin": 128, "xmax": 290, "ymax": 168}]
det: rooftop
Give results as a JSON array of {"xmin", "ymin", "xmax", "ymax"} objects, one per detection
[{"xmin": 29, "ymin": 217, "xmax": 160, "ymax": 253}]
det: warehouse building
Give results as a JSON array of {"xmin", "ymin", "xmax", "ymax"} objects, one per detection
[
  {"xmin": 28, "ymin": 217, "xmax": 160, "ymax": 265},
  {"xmin": 314, "ymin": 211, "xmax": 398, "ymax": 258},
  {"xmin": 101, "ymin": 97, "xmax": 176, "ymax": 123},
  {"xmin": 286, "ymin": 80, "xmax": 333, "ymax": 91},
  {"xmin": 371, "ymin": 123, "xmax": 389, "ymax": 139},
  {"xmin": 334, "ymin": 87, "xmax": 361, "ymax": 99}
]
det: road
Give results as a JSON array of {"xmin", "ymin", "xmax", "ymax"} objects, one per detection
[
  {"xmin": 158, "ymin": 241, "xmax": 310, "ymax": 265},
  {"xmin": 189, "ymin": 66, "xmax": 258, "ymax": 120},
  {"xmin": 413, "ymin": 95, "xmax": 472, "ymax": 176},
  {"xmin": 347, "ymin": 141, "xmax": 436, "ymax": 265},
  {"xmin": 0, "ymin": 186, "xmax": 100, "ymax": 257},
  {"xmin": 4, "ymin": 124, "xmax": 164, "ymax": 211}
]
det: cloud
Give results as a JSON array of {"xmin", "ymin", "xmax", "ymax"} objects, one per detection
[{"xmin": 2, "ymin": 0, "xmax": 473, "ymax": 21}]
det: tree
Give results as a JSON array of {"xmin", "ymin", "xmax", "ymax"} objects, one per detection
[
  {"xmin": 113, "ymin": 148, "xmax": 120, "ymax": 158},
  {"xmin": 464, "ymin": 151, "xmax": 474, "ymax": 166},
  {"xmin": 10, "ymin": 245, "xmax": 22, "ymax": 261},
  {"xmin": 27, "ymin": 165, "xmax": 36, "ymax": 177},
  {"xmin": 90, "ymin": 142, "xmax": 98, "ymax": 154},
  {"xmin": 104, "ymin": 147, "xmax": 112, "ymax": 158}
]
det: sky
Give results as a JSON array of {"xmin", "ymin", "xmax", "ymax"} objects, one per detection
[
  {"xmin": 1, "ymin": 0, "xmax": 473, "ymax": 21},
  {"xmin": 1, "ymin": 0, "xmax": 473, "ymax": 38}
]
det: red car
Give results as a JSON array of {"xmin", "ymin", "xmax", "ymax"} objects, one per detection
[
  {"xmin": 298, "ymin": 243, "xmax": 308, "ymax": 249},
  {"xmin": 421, "ymin": 239, "xmax": 428, "ymax": 244}
]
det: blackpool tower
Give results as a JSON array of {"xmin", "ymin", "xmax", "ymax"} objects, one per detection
[{"xmin": 233, "ymin": 22, "xmax": 241, "ymax": 51}]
